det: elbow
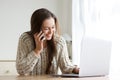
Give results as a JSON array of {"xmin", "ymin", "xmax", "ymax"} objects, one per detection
[
  {"xmin": 16, "ymin": 64, "xmax": 25, "ymax": 75},
  {"xmin": 17, "ymin": 69, "xmax": 25, "ymax": 75},
  {"xmin": 16, "ymin": 67, "xmax": 31, "ymax": 75},
  {"xmin": 16, "ymin": 64, "xmax": 31, "ymax": 75}
]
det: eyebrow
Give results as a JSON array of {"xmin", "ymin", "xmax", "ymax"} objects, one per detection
[{"xmin": 43, "ymin": 25, "xmax": 55, "ymax": 28}]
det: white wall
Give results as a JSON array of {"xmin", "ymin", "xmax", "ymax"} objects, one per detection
[
  {"xmin": 57, "ymin": 0, "xmax": 72, "ymax": 37},
  {"xmin": 0, "ymin": 0, "xmax": 72, "ymax": 60}
]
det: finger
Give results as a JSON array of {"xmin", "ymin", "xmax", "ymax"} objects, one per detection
[
  {"xmin": 37, "ymin": 31, "xmax": 42, "ymax": 38},
  {"xmin": 39, "ymin": 33, "xmax": 45, "ymax": 39},
  {"xmin": 41, "ymin": 37, "xmax": 46, "ymax": 41}
]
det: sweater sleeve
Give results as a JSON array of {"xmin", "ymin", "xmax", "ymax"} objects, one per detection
[
  {"xmin": 16, "ymin": 34, "xmax": 39, "ymax": 75},
  {"xmin": 57, "ymin": 37, "xmax": 76, "ymax": 74}
]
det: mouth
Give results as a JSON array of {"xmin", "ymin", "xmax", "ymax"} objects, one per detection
[
  {"xmin": 47, "ymin": 35, "xmax": 52, "ymax": 38},
  {"xmin": 47, "ymin": 34, "xmax": 52, "ymax": 37}
]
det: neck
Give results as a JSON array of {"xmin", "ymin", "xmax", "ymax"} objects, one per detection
[{"xmin": 43, "ymin": 40, "xmax": 47, "ymax": 48}]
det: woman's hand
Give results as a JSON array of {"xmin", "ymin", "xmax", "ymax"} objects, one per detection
[
  {"xmin": 34, "ymin": 31, "xmax": 45, "ymax": 56},
  {"xmin": 72, "ymin": 66, "xmax": 80, "ymax": 74}
]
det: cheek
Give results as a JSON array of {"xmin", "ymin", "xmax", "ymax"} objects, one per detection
[
  {"xmin": 53, "ymin": 29, "xmax": 55, "ymax": 33},
  {"xmin": 42, "ymin": 30, "xmax": 48, "ymax": 34},
  {"xmin": 53, "ymin": 28, "xmax": 56, "ymax": 32}
]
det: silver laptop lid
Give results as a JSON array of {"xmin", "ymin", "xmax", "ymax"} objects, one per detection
[{"xmin": 79, "ymin": 36, "xmax": 112, "ymax": 77}]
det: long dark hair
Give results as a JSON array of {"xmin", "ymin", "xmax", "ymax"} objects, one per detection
[{"xmin": 27, "ymin": 8, "xmax": 60, "ymax": 74}]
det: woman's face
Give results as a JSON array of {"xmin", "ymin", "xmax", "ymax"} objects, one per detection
[{"xmin": 42, "ymin": 17, "xmax": 56, "ymax": 40}]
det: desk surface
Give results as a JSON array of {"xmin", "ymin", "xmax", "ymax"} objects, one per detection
[{"xmin": 0, "ymin": 75, "xmax": 119, "ymax": 80}]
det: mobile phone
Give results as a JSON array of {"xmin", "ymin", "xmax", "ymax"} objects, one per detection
[
  {"xmin": 40, "ymin": 31, "xmax": 45, "ymax": 40},
  {"xmin": 40, "ymin": 36, "xmax": 44, "ymax": 40}
]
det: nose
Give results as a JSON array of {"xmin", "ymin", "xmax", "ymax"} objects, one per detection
[{"xmin": 48, "ymin": 28, "xmax": 53, "ymax": 34}]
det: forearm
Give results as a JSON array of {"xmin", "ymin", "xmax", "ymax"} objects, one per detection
[{"xmin": 16, "ymin": 51, "xmax": 39, "ymax": 75}]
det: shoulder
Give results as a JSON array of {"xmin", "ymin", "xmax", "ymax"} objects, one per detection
[
  {"xmin": 54, "ymin": 34, "xmax": 66, "ymax": 48},
  {"xmin": 19, "ymin": 32, "xmax": 33, "ymax": 44}
]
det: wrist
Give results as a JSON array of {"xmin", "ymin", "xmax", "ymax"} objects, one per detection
[{"xmin": 34, "ymin": 48, "xmax": 41, "ymax": 55}]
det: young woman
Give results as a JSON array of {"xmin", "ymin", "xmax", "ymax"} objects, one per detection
[{"xmin": 16, "ymin": 8, "xmax": 79, "ymax": 75}]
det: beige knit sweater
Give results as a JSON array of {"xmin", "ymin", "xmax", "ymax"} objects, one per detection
[{"xmin": 16, "ymin": 32, "xmax": 75, "ymax": 75}]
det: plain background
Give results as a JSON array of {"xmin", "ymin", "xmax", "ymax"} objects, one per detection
[{"xmin": 0, "ymin": 0, "xmax": 72, "ymax": 60}]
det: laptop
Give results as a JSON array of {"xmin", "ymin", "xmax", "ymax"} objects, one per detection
[{"xmin": 52, "ymin": 36, "xmax": 112, "ymax": 77}]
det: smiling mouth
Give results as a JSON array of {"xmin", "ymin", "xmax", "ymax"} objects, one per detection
[
  {"xmin": 47, "ymin": 34, "xmax": 52, "ymax": 37},
  {"xmin": 47, "ymin": 36, "xmax": 52, "ymax": 37}
]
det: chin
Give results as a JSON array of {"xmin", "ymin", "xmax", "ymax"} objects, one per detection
[{"xmin": 46, "ymin": 37, "xmax": 52, "ymax": 40}]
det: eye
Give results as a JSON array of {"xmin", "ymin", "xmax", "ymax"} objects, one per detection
[
  {"xmin": 52, "ymin": 26, "xmax": 55, "ymax": 29},
  {"xmin": 44, "ymin": 27, "xmax": 49, "ymax": 30}
]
